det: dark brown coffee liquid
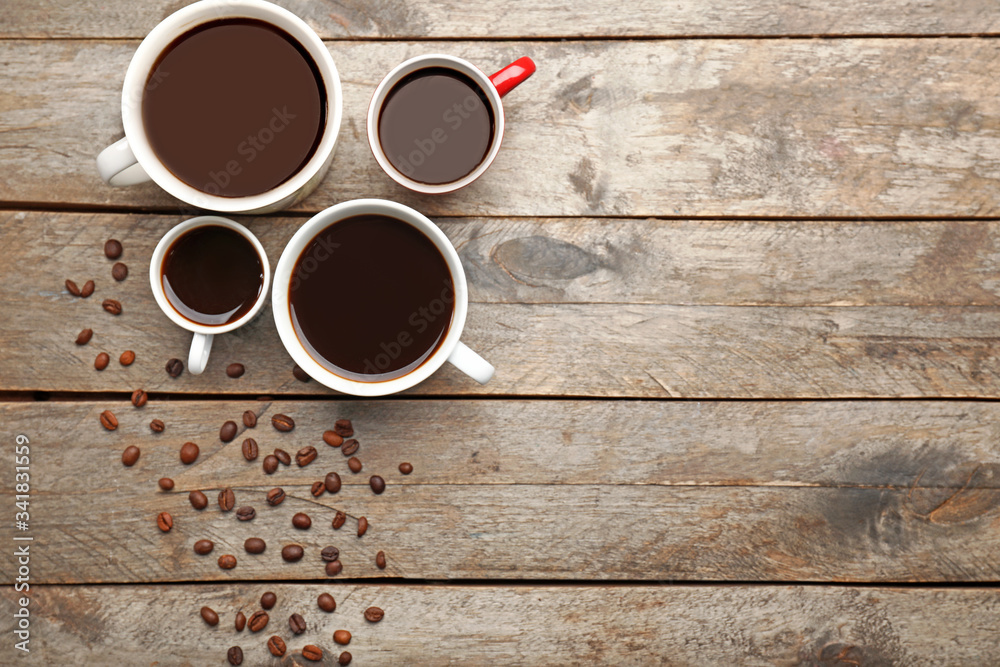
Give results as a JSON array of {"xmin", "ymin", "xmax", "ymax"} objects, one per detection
[
  {"xmin": 379, "ymin": 68, "xmax": 494, "ymax": 185},
  {"xmin": 142, "ymin": 18, "xmax": 326, "ymax": 197},
  {"xmin": 289, "ymin": 214, "xmax": 454, "ymax": 381},
  {"xmin": 162, "ymin": 225, "xmax": 264, "ymax": 326}
]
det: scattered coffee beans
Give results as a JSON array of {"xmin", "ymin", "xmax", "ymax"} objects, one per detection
[
  {"xmin": 302, "ymin": 644, "xmax": 323, "ymax": 661},
  {"xmin": 262, "ymin": 455, "xmax": 279, "ymax": 474},
  {"xmin": 236, "ymin": 506, "xmax": 255, "ymax": 521},
  {"xmin": 189, "ymin": 490, "xmax": 209, "ymax": 510},
  {"xmin": 121, "ymin": 445, "xmax": 140, "ymax": 466},
  {"xmin": 226, "ymin": 363, "xmax": 245, "ymax": 378},
  {"xmin": 157, "ymin": 511, "xmax": 173, "ymax": 532},
  {"xmin": 370, "ymin": 475, "xmax": 385, "ymax": 494},
  {"xmin": 399, "ymin": 462, "xmax": 414, "ymax": 475},
  {"xmin": 242, "ymin": 410, "xmax": 257, "ymax": 428},
  {"xmin": 311, "ymin": 481, "xmax": 325, "ymax": 497},
  {"xmin": 158, "ymin": 477, "xmax": 174, "ymax": 491},
  {"xmin": 334, "ymin": 419, "xmax": 354, "ymax": 437},
  {"xmin": 130, "ymin": 389, "xmax": 147, "ymax": 407},
  {"xmin": 292, "ymin": 364, "xmax": 311, "ymax": 382},
  {"xmin": 274, "ymin": 448, "xmax": 291, "ymax": 466},
  {"xmin": 248, "ymin": 610, "xmax": 269, "ymax": 632},
  {"xmin": 266, "ymin": 488, "xmax": 285, "ymax": 506},
  {"xmin": 201, "ymin": 606, "xmax": 220, "ymax": 626},
  {"xmin": 296, "ymin": 445, "xmax": 318, "ymax": 467},
  {"xmin": 194, "ymin": 539, "xmax": 214, "ymax": 555},
  {"xmin": 80, "ymin": 280, "xmax": 95, "ymax": 298},
  {"xmin": 376, "ymin": 550, "xmax": 386, "ymax": 569},
  {"xmin": 267, "ymin": 636, "xmax": 286, "ymax": 657},
  {"xmin": 289, "ymin": 613, "xmax": 306, "ymax": 635},
  {"xmin": 218, "ymin": 488, "xmax": 235, "ymax": 511},
  {"xmin": 180, "ymin": 441, "xmax": 200, "ymax": 464},
  {"xmin": 271, "ymin": 414, "xmax": 295, "ymax": 432},
  {"xmin": 104, "ymin": 239, "xmax": 123, "ymax": 259},
  {"xmin": 112, "ymin": 262, "xmax": 128, "ymax": 281},
  {"xmin": 102, "ymin": 298, "xmax": 122, "ymax": 315},
  {"xmin": 218, "ymin": 554, "xmax": 237, "ymax": 569},
  {"xmin": 332, "ymin": 511, "xmax": 346, "ymax": 530},
  {"xmin": 65, "ymin": 279, "xmax": 81, "ymax": 296},
  {"xmin": 150, "ymin": 419, "xmax": 165, "ymax": 433},
  {"xmin": 281, "ymin": 544, "xmax": 304, "ymax": 562},
  {"xmin": 341, "ymin": 439, "xmax": 359, "ymax": 456},
  {"xmin": 100, "ymin": 409, "xmax": 118, "ymax": 431},
  {"xmin": 220, "ymin": 420, "xmax": 238, "ymax": 442},
  {"xmin": 357, "ymin": 516, "xmax": 368, "ymax": 537},
  {"xmin": 292, "ymin": 512, "xmax": 312, "ymax": 530},
  {"xmin": 261, "ymin": 591, "xmax": 277, "ymax": 609},
  {"xmin": 364, "ymin": 606, "xmax": 384, "ymax": 623},
  {"xmin": 334, "ymin": 630, "xmax": 352, "ymax": 645},
  {"xmin": 241, "ymin": 438, "xmax": 258, "ymax": 461},
  {"xmin": 323, "ymin": 430, "xmax": 344, "ymax": 447},
  {"xmin": 321, "ymin": 546, "xmax": 340, "ymax": 562},
  {"xmin": 318, "ymin": 593, "xmax": 336, "ymax": 612},
  {"xmin": 325, "ymin": 472, "xmax": 342, "ymax": 494},
  {"xmin": 347, "ymin": 457, "xmax": 362, "ymax": 473},
  {"xmin": 165, "ymin": 358, "xmax": 184, "ymax": 377},
  {"xmin": 244, "ymin": 537, "xmax": 266, "ymax": 554},
  {"xmin": 227, "ymin": 646, "xmax": 243, "ymax": 665},
  {"xmin": 235, "ymin": 611, "xmax": 246, "ymax": 631},
  {"xmin": 75, "ymin": 328, "xmax": 93, "ymax": 345},
  {"xmin": 326, "ymin": 560, "xmax": 343, "ymax": 576},
  {"xmin": 95, "ymin": 352, "xmax": 110, "ymax": 370},
  {"xmin": 120, "ymin": 350, "xmax": 135, "ymax": 366},
  {"xmin": 339, "ymin": 651, "xmax": 352, "ymax": 665}
]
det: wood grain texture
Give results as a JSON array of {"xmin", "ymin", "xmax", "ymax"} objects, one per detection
[
  {"xmin": 2, "ymin": 0, "xmax": 999, "ymax": 38},
  {"xmin": 3, "ymin": 584, "xmax": 999, "ymax": 665},
  {"xmin": 5, "ymin": 211, "xmax": 1000, "ymax": 397},
  {"xmin": 3, "ymin": 401, "xmax": 1000, "ymax": 584},
  {"xmin": 2, "ymin": 38, "xmax": 1000, "ymax": 217}
]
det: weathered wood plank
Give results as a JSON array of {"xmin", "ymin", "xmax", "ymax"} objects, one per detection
[
  {"xmin": 3, "ymin": 584, "xmax": 999, "ymax": 665},
  {"xmin": 5, "ymin": 211, "xmax": 1000, "ymax": 397},
  {"xmin": 2, "ymin": 38, "xmax": 999, "ymax": 216},
  {"xmin": 3, "ymin": 0, "xmax": 999, "ymax": 39}
]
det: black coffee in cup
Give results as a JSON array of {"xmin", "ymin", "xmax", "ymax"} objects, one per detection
[
  {"xmin": 378, "ymin": 68, "xmax": 495, "ymax": 185},
  {"xmin": 289, "ymin": 214, "xmax": 455, "ymax": 381},
  {"xmin": 162, "ymin": 225, "xmax": 264, "ymax": 325},
  {"xmin": 142, "ymin": 18, "xmax": 326, "ymax": 197}
]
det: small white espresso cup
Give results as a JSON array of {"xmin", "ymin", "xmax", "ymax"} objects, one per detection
[
  {"xmin": 96, "ymin": 0, "xmax": 342, "ymax": 214},
  {"xmin": 150, "ymin": 216, "xmax": 271, "ymax": 375},
  {"xmin": 272, "ymin": 199, "xmax": 495, "ymax": 396}
]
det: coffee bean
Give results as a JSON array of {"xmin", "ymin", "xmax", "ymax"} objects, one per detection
[
  {"xmin": 321, "ymin": 546, "xmax": 340, "ymax": 562},
  {"xmin": 325, "ymin": 472, "xmax": 342, "ymax": 494},
  {"xmin": 180, "ymin": 441, "xmax": 199, "ymax": 464},
  {"xmin": 75, "ymin": 328, "xmax": 93, "ymax": 345},
  {"xmin": 325, "ymin": 560, "xmax": 343, "ymax": 576},
  {"xmin": 102, "ymin": 299, "xmax": 122, "ymax": 315},
  {"xmin": 357, "ymin": 516, "xmax": 368, "ymax": 537},
  {"xmin": 274, "ymin": 448, "xmax": 291, "ymax": 466},
  {"xmin": 281, "ymin": 544, "xmax": 304, "ymax": 562},
  {"xmin": 399, "ymin": 462, "xmax": 414, "ymax": 475},
  {"xmin": 310, "ymin": 481, "xmax": 325, "ymax": 497},
  {"xmin": 347, "ymin": 457, "xmax": 362, "ymax": 473},
  {"xmin": 242, "ymin": 410, "xmax": 257, "ymax": 428},
  {"xmin": 331, "ymin": 511, "xmax": 346, "ymax": 530},
  {"xmin": 218, "ymin": 554, "xmax": 237, "ymax": 569},
  {"xmin": 289, "ymin": 613, "xmax": 306, "ymax": 635},
  {"xmin": 130, "ymin": 389, "xmax": 147, "ymax": 407},
  {"xmin": 339, "ymin": 651, "xmax": 352, "ymax": 665},
  {"xmin": 248, "ymin": 610, "xmax": 269, "ymax": 633},
  {"xmin": 302, "ymin": 644, "xmax": 323, "ymax": 661},
  {"xmin": 189, "ymin": 490, "xmax": 208, "ymax": 510},
  {"xmin": 334, "ymin": 419, "xmax": 354, "ymax": 438},
  {"xmin": 261, "ymin": 591, "xmax": 277, "ymax": 609},
  {"xmin": 201, "ymin": 606, "xmax": 219, "ymax": 626},
  {"xmin": 119, "ymin": 350, "xmax": 135, "ymax": 366},
  {"xmin": 322, "ymin": 430, "xmax": 344, "ymax": 447},
  {"xmin": 121, "ymin": 445, "xmax": 140, "ymax": 466},
  {"xmin": 271, "ymin": 414, "xmax": 295, "ymax": 432},
  {"xmin": 296, "ymin": 445, "xmax": 318, "ymax": 467},
  {"xmin": 262, "ymin": 455, "xmax": 278, "ymax": 474},
  {"xmin": 292, "ymin": 512, "xmax": 312, "ymax": 530},
  {"xmin": 317, "ymin": 593, "xmax": 336, "ymax": 612},
  {"xmin": 226, "ymin": 363, "xmax": 245, "ymax": 378},
  {"xmin": 370, "ymin": 475, "xmax": 386, "ymax": 494},
  {"xmin": 150, "ymin": 418, "xmax": 165, "ymax": 432},
  {"xmin": 341, "ymin": 439, "xmax": 359, "ymax": 457},
  {"xmin": 112, "ymin": 262, "xmax": 128, "ymax": 281},
  {"xmin": 193, "ymin": 539, "xmax": 214, "ymax": 555},
  {"xmin": 292, "ymin": 364, "xmax": 311, "ymax": 382},
  {"xmin": 244, "ymin": 537, "xmax": 266, "ymax": 554},
  {"xmin": 104, "ymin": 239, "xmax": 123, "ymax": 259},
  {"xmin": 95, "ymin": 352, "xmax": 110, "ymax": 370},
  {"xmin": 236, "ymin": 506, "xmax": 255, "ymax": 521},
  {"xmin": 375, "ymin": 550, "xmax": 386, "ymax": 569},
  {"xmin": 364, "ymin": 606, "xmax": 384, "ymax": 623},
  {"xmin": 220, "ymin": 420, "xmax": 238, "ymax": 442},
  {"xmin": 218, "ymin": 487, "xmax": 235, "ymax": 511},
  {"xmin": 234, "ymin": 611, "xmax": 246, "ymax": 632},
  {"xmin": 157, "ymin": 511, "xmax": 173, "ymax": 532},
  {"xmin": 165, "ymin": 358, "xmax": 184, "ymax": 377},
  {"xmin": 100, "ymin": 409, "xmax": 118, "ymax": 431},
  {"xmin": 65, "ymin": 279, "xmax": 81, "ymax": 296},
  {"xmin": 227, "ymin": 646, "xmax": 243, "ymax": 665},
  {"xmin": 267, "ymin": 636, "xmax": 286, "ymax": 657},
  {"xmin": 333, "ymin": 630, "xmax": 352, "ymax": 645},
  {"xmin": 266, "ymin": 488, "xmax": 285, "ymax": 506},
  {"xmin": 157, "ymin": 477, "xmax": 173, "ymax": 491},
  {"xmin": 241, "ymin": 438, "xmax": 258, "ymax": 461},
  {"xmin": 80, "ymin": 280, "xmax": 95, "ymax": 298}
]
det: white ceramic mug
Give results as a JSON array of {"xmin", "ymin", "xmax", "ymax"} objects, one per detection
[
  {"xmin": 367, "ymin": 54, "xmax": 535, "ymax": 194},
  {"xmin": 96, "ymin": 0, "xmax": 342, "ymax": 214},
  {"xmin": 272, "ymin": 199, "xmax": 495, "ymax": 396},
  {"xmin": 150, "ymin": 216, "xmax": 271, "ymax": 375}
]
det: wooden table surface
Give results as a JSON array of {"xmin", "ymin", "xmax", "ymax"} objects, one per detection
[{"xmin": 3, "ymin": 1, "xmax": 1000, "ymax": 665}]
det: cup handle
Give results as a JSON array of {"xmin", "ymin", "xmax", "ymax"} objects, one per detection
[
  {"xmin": 489, "ymin": 57, "xmax": 536, "ymax": 98},
  {"xmin": 447, "ymin": 341, "xmax": 495, "ymax": 384},
  {"xmin": 188, "ymin": 332, "xmax": 214, "ymax": 376},
  {"xmin": 97, "ymin": 137, "xmax": 152, "ymax": 186}
]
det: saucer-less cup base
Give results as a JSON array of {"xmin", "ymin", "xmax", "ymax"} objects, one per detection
[
  {"xmin": 272, "ymin": 199, "xmax": 495, "ymax": 396},
  {"xmin": 149, "ymin": 216, "xmax": 271, "ymax": 375}
]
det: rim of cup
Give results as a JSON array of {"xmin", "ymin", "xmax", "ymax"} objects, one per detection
[
  {"xmin": 121, "ymin": 0, "xmax": 342, "ymax": 212},
  {"xmin": 366, "ymin": 54, "xmax": 506, "ymax": 195},
  {"xmin": 149, "ymin": 216, "xmax": 271, "ymax": 335},
  {"xmin": 272, "ymin": 199, "xmax": 469, "ymax": 396}
]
